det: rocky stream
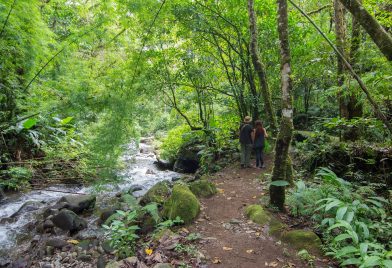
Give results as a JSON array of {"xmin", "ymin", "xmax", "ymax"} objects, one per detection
[{"xmin": 0, "ymin": 138, "xmax": 181, "ymax": 268}]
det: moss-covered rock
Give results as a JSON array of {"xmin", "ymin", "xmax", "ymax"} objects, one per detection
[
  {"xmin": 140, "ymin": 181, "xmax": 171, "ymax": 205},
  {"xmin": 268, "ymin": 217, "xmax": 287, "ymax": 238},
  {"xmin": 163, "ymin": 184, "xmax": 200, "ymax": 224},
  {"xmin": 245, "ymin": 205, "xmax": 270, "ymax": 225},
  {"xmin": 152, "ymin": 228, "xmax": 174, "ymax": 242},
  {"xmin": 189, "ymin": 180, "xmax": 217, "ymax": 198},
  {"xmin": 281, "ymin": 230, "xmax": 322, "ymax": 253}
]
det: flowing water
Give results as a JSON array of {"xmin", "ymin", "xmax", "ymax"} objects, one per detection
[{"xmin": 0, "ymin": 139, "xmax": 180, "ymax": 257}]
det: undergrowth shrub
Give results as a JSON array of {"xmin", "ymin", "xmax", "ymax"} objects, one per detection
[
  {"xmin": 287, "ymin": 168, "xmax": 392, "ymax": 267},
  {"xmin": 0, "ymin": 166, "xmax": 32, "ymax": 190}
]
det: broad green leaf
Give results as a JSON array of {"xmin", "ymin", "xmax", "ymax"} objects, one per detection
[
  {"xmin": 334, "ymin": 233, "xmax": 352, "ymax": 242},
  {"xmin": 345, "ymin": 211, "xmax": 355, "ymax": 223},
  {"xmin": 336, "ymin": 206, "xmax": 348, "ymax": 220},
  {"xmin": 335, "ymin": 246, "xmax": 358, "ymax": 258},
  {"xmin": 22, "ymin": 118, "xmax": 37, "ymax": 129},
  {"xmin": 360, "ymin": 243, "xmax": 368, "ymax": 256},
  {"xmin": 382, "ymin": 260, "xmax": 392, "ymax": 268},
  {"xmin": 60, "ymin": 116, "xmax": 73, "ymax": 125},
  {"xmin": 328, "ymin": 220, "xmax": 352, "ymax": 231},
  {"xmin": 325, "ymin": 200, "xmax": 342, "ymax": 211},
  {"xmin": 362, "ymin": 256, "xmax": 381, "ymax": 267},
  {"xmin": 358, "ymin": 222, "xmax": 370, "ymax": 238},
  {"xmin": 270, "ymin": 180, "xmax": 290, "ymax": 187},
  {"xmin": 341, "ymin": 258, "xmax": 361, "ymax": 266}
]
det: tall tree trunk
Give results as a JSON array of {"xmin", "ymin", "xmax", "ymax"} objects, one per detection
[
  {"xmin": 270, "ymin": 0, "xmax": 294, "ymax": 211},
  {"xmin": 346, "ymin": 1, "xmax": 363, "ymax": 139},
  {"xmin": 338, "ymin": 0, "xmax": 392, "ymax": 61},
  {"xmin": 247, "ymin": 0, "xmax": 278, "ymax": 132},
  {"xmin": 288, "ymin": 0, "xmax": 392, "ymax": 134},
  {"xmin": 334, "ymin": 0, "xmax": 349, "ymax": 119},
  {"xmin": 335, "ymin": 0, "xmax": 363, "ymax": 140}
]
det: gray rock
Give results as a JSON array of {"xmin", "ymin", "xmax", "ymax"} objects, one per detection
[
  {"xmin": 11, "ymin": 257, "xmax": 30, "ymax": 268},
  {"xmin": 0, "ymin": 188, "xmax": 5, "ymax": 202},
  {"xmin": 46, "ymin": 246, "xmax": 55, "ymax": 256},
  {"xmin": 0, "ymin": 256, "xmax": 11, "ymax": 267},
  {"xmin": 101, "ymin": 240, "xmax": 115, "ymax": 254},
  {"xmin": 0, "ymin": 217, "xmax": 16, "ymax": 224},
  {"xmin": 173, "ymin": 141, "xmax": 203, "ymax": 173},
  {"xmin": 97, "ymin": 255, "xmax": 106, "ymax": 268},
  {"xmin": 128, "ymin": 185, "xmax": 143, "ymax": 194},
  {"xmin": 123, "ymin": 257, "xmax": 138, "ymax": 265},
  {"xmin": 77, "ymin": 254, "xmax": 92, "ymax": 262},
  {"xmin": 46, "ymin": 238, "xmax": 68, "ymax": 248},
  {"xmin": 153, "ymin": 264, "xmax": 173, "ymax": 268},
  {"xmin": 154, "ymin": 159, "xmax": 174, "ymax": 170},
  {"xmin": 11, "ymin": 200, "xmax": 45, "ymax": 218},
  {"xmin": 43, "ymin": 219, "xmax": 54, "ymax": 229},
  {"xmin": 77, "ymin": 239, "xmax": 92, "ymax": 250},
  {"xmin": 42, "ymin": 207, "xmax": 59, "ymax": 219},
  {"xmin": 57, "ymin": 195, "xmax": 96, "ymax": 214},
  {"xmin": 51, "ymin": 209, "xmax": 87, "ymax": 232},
  {"xmin": 99, "ymin": 208, "xmax": 117, "ymax": 224}
]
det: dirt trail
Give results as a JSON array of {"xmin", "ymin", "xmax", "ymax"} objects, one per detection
[{"xmin": 188, "ymin": 155, "xmax": 330, "ymax": 268}]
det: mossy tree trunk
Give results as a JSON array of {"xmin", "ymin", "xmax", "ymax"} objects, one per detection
[
  {"xmin": 346, "ymin": 1, "xmax": 363, "ymax": 139},
  {"xmin": 338, "ymin": 0, "xmax": 392, "ymax": 61},
  {"xmin": 247, "ymin": 0, "xmax": 278, "ymax": 132},
  {"xmin": 334, "ymin": 0, "xmax": 349, "ymax": 119},
  {"xmin": 334, "ymin": 0, "xmax": 363, "ymax": 141},
  {"xmin": 270, "ymin": 0, "xmax": 294, "ymax": 211}
]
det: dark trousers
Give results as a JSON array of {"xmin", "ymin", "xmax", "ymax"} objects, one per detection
[{"xmin": 255, "ymin": 147, "xmax": 264, "ymax": 167}]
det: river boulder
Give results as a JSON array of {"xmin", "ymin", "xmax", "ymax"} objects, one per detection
[
  {"xmin": 155, "ymin": 158, "xmax": 174, "ymax": 170},
  {"xmin": 189, "ymin": 179, "xmax": 217, "ymax": 198},
  {"xmin": 173, "ymin": 141, "xmax": 203, "ymax": 173},
  {"xmin": 139, "ymin": 181, "xmax": 171, "ymax": 205},
  {"xmin": 51, "ymin": 209, "xmax": 87, "ymax": 232},
  {"xmin": 0, "ymin": 188, "xmax": 5, "ymax": 202},
  {"xmin": 163, "ymin": 184, "xmax": 200, "ymax": 224},
  {"xmin": 57, "ymin": 194, "xmax": 96, "ymax": 214},
  {"xmin": 11, "ymin": 200, "xmax": 45, "ymax": 218}
]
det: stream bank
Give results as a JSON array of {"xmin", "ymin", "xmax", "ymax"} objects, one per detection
[{"xmin": 0, "ymin": 138, "xmax": 181, "ymax": 267}]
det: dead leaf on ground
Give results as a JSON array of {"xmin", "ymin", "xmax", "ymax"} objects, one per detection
[
  {"xmin": 212, "ymin": 257, "xmax": 222, "ymax": 264},
  {"xmin": 265, "ymin": 261, "xmax": 279, "ymax": 267},
  {"xmin": 217, "ymin": 188, "xmax": 224, "ymax": 193},
  {"xmin": 222, "ymin": 246, "xmax": 233, "ymax": 251},
  {"xmin": 252, "ymin": 196, "xmax": 257, "ymax": 199},
  {"xmin": 246, "ymin": 249, "xmax": 254, "ymax": 254},
  {"xmin": 227, "ymin": 197, "xmax": 232, "ymax": 200}
]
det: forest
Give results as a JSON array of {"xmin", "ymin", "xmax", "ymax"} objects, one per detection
[{"xmin": 0, "ymin": 0, "xmax": 391, "ymax": 267}]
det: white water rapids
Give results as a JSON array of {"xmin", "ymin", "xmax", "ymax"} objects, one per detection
[{"xmin": 0, "ymin": 139, "xmax": 180, "ymax": 257}]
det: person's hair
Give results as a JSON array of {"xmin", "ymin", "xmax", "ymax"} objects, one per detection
[
  {"xmin": 254, "ymin": 120, "xmax": 264, "ymax": 138},
  {"xmin": 255, "ymin": 120, "xmax": 263, "ymax": 128}
]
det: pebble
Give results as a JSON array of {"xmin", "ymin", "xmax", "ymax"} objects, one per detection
[{"xmin": 77, "ymin": 254, "xmax": 92, "ymax": 262}]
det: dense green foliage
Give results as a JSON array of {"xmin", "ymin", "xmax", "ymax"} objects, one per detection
[
  {"xmin": 0, "ymin": 0, "xmax": 391, "ymax": 266},
  {"xmin": 288, "ymin": 168, "xmax": 392, "ymax": 267}
]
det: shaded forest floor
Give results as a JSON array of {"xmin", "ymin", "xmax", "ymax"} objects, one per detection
[{"xmin": 188, "ymin": 155, "xmax": 333, "ymax": 268}]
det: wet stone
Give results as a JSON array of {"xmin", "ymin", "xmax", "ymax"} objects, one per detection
[
  {"xmin": 77, "ymin": 254, "xmax": 92, "ymax": 262},
  {"xmin": 46, "ymin": 238, "xmax": 68, "ymax": 249}
]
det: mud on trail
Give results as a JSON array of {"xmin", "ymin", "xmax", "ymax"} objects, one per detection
[{"xmin": 188, "ymin": 155, "xmax": 331, "ymax": 268}]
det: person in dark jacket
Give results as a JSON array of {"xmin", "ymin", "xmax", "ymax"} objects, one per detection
[
  {"xmin": 253, "ymin": 120, "xmax": 268, "ymax": 168},
  {"xmin": 239, "ymin": 116, "xmax": 254, "ymax": 168}
]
